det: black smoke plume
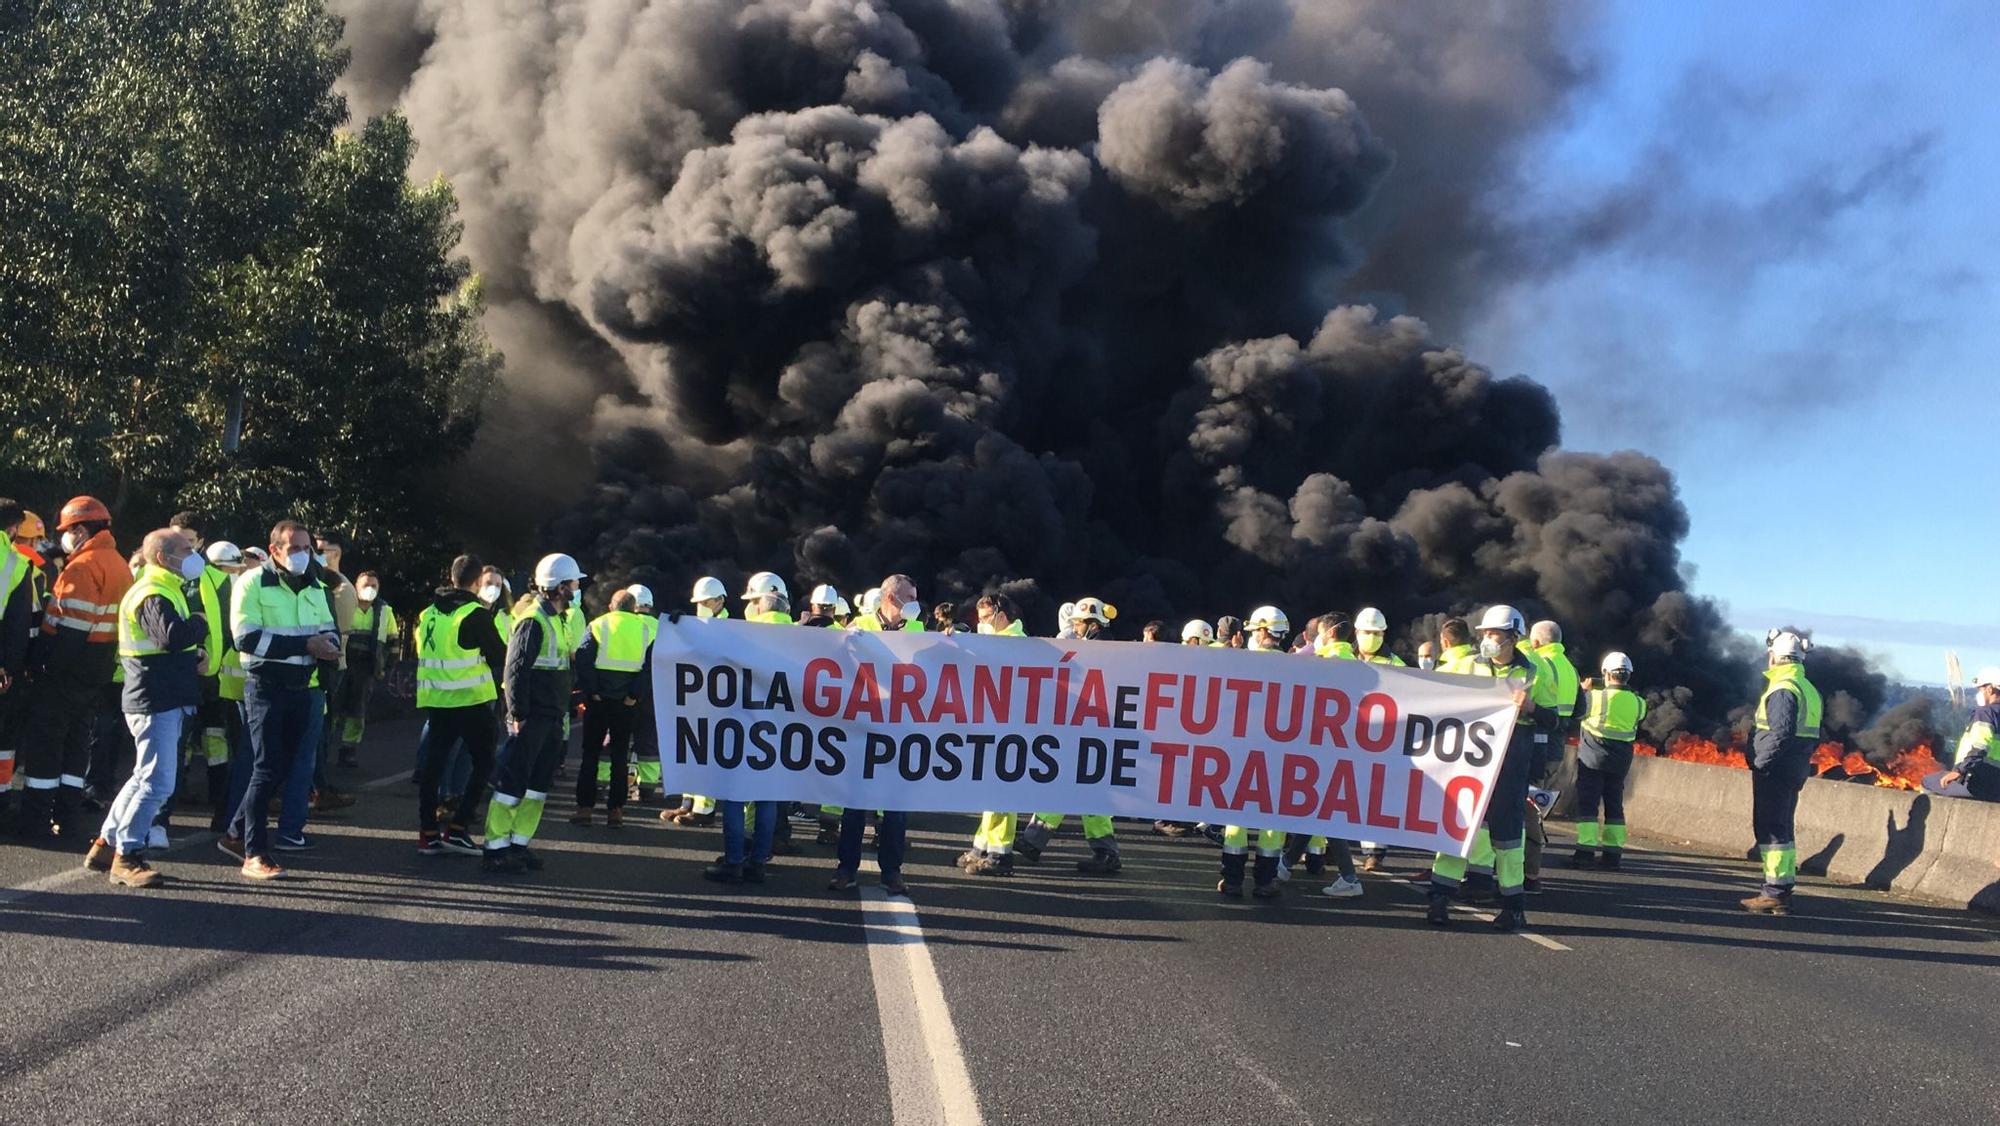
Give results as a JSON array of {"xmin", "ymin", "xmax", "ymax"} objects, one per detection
[{"xmin": 330, "ymin": 1, "xmax": 1904, "ymax": 744}]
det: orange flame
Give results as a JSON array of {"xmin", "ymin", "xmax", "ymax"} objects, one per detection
[{"xmin": 1640, "ymin": 734, "xmax": 1939, "ymax": 791}]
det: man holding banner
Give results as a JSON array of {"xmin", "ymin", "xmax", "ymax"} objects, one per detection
[
  {"xmin": 652, "ymin": 586, "xmax": 1521, "ymax": 910},
  {"xmin": 829, "ymin": 574, "xmax": 923, "ymax": 895}
]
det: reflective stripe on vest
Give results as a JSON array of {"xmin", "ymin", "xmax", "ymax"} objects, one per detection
[
  {"xmin": 588, "ymin": 611, "xmax": 654, "ymax": 672},
  {"xmin": 1754, "ymin": 665, "xmax": 1823, "ymax": 739},
  {"xmin": 1582, "ymin": 687, "xmax": 1645, "ymax": 741},
  {"xmin": 117, "ymin": 566, "xmax": 195, "ymax": 658},
  {"xmin": 234, "ymin": 569, "xmax": 337, "ymax": 670},
  {"xmin": 532, "ymin": 607, "xmax": 569, "ymax": 670},
  {"xmin": 417, "ymin": 601, "xmax": 497, "ymax": 708},
  {"xmin": 219, "ymin": 649, "xmax": 245, "ymax": 702},
  {"xmin": 0, "ymin": 547, "xmax": 26, "ymax": 612}
]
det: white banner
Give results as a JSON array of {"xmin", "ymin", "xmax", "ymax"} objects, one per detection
[{"xmin": 653, "ymin": 619, "xmax": 1521, "ymax": 856}]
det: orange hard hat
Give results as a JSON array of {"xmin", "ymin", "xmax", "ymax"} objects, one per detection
[
  {"xmin": 57, "ymin": 495, "xmax": 111, "ymax": 531},
  {"xmin": 14, "ymin": 510, "xmax": 45, "ymax": 539}
]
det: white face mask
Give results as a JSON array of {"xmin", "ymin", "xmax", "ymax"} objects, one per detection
[
  {"xmin": 177, "ymin": 553, "xmax": 206, "ymax": 582},
  {"xmin": 1358, "ymin": 632, "xmax": 1383, "ymax": 655},
  {"xmin": 285, "ymin": 550, "xmax": 313, "ymax": 575},
  {"xmin": 1418, "ymin": 656, "xmax": 1437, "ymax": 671},
  {"xmin": 478, "ymin": 582, "xmax": 503, "ymax": 604},
  {"xmin": 696, "ymin": 602, "xmax": 720, "ymax": 619},
  {"xmin": 898, "ymin": 600, "xmax": 921, "ymax": 621},
  {"xmin": 60, "ymin": 529, "xmax": 85, "ymax": 554},
  {"xmin": 357, "ymin": 586, "xmax": 377, "ymax": 602},
  {"xmin": 1478, "ymin": 637, "xmax": 1504, "ymax": 661}
]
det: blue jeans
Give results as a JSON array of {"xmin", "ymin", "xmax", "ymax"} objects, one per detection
[
  {"xmin": 837, "ymin": 809, "xmax": 907, "ymax": 880},
  {"xmin": 100, "ymin": 707, "xmax": 188, "ymax": 854},
  {"xmin": 720, "ymin": 800, "xmax": 777, "ymax": 865},
  {"xmin": 231, "ymin": 680, "xmax": 314, "ymax": 857},
  {"xmin": 278, "ymin": 688, "xmax": 325, "ymax": 838}
]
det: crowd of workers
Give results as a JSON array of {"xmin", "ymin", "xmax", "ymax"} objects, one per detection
[{"xmin": 4, "ymin": 495, "xmax": 1997, "ymax": 931}]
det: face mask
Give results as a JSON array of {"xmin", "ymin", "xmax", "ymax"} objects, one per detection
[
  {"xmin": 1418, "ymin": 657, "xmax": 1437, "ymax": 671},
  {"xmin": 1478, "ymin": 637, "xmax": 1503, "ymax": 661},
  {"xmin": 478, "ymin": 582, "xmax": 503, "ymax": 603},
  {"xmin": 1358, "ymin": 633, "xmax": 1383, "ymax": 655},
  {"xmin": 313, "ymin": 551, "xmax": 328, "ymax": 567},
  {"xmin": 60, "ymin": 529, "xmax": 85, "ymax": 554},
  {"xmin": 357, "ymin": 586, "xmax": 377, "ymax": 602},
  {"xmin": 285, "ymin": 551, "xmax": 312, "ymax": 575},
  {"xmin": 977, "ymin": 621, "xmax": 995, "ymax": 635},
  {"xmin": 900, "ymin": 601, "xmax": 921, "ymax": 621},
  {"xmin": 696, "ymin": 603, "xmax": 719, "ymax": 619},
  {"xmin": 33, "ymin": 539, "xmax": 54, "ymax": 556},
  {"xmin": 177, "ymin": 553, "xmax": 206, "ymax": 582}
]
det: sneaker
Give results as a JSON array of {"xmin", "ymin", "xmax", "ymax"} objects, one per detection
[
  {"xmin": 788, "ymin": 808, "xmax": 818, "ymax": 823},
  {"xmin": 417, "ymin": 833, "xmax": 445, "ymax": 856},
  {"xmin": 216, "ymin": 835, "xmax": 246, "ymax": 861},
  {"xmin": 704, "ymin": 861, "xmax": 744, "ymax": 884},
  {"xmin": 1274, "ymin": 859, "xmax": 1292, "ymax": 882},
  {"xmin": 147, "ymin": 824, "xmax": 170, "ymax": 851},
  {"xmin": 481, "ymin": 849, "xmax": 524, "ymax": 874},
  {"xmin": 240, "ymin": 856, "xmax": 286, "ymax": 881},
  {"xmin": 441, "ymin": 828, "xmax": 481, "ymax": 856},
  {"xmin": 84, "ymin": 837, "xmax": 115, "ymax": 872},
  {"xmin": 881, "ymin": 876, "xmax": 909, "ymax": 897},
  {"xmin": 272, "ymin": 833, "xmax": 315, "ymax": 852},
  {"xmin": 828, "ymin": 870, "xmax": 860, "ymax": 892},
  {"xmin": 1321, "ymin": 875, "xmax": 1364, "ymax": 899},
  {"xmin": 109, "ymin": 852, "xmax": 164, "ymax": 889}
]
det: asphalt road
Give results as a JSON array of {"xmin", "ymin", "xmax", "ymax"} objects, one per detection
[{"xmin": 3, "ymin": 719, "xmax": 1996, "ymax": 1125}]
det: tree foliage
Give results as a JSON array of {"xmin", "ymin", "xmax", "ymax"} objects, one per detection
[{"xmin": 0, "ymin": 0, "xmax": 498, "ymax": 587}]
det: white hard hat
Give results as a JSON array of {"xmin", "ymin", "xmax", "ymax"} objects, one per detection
[
  {"xmin": 1247, "ymin": 606, "xmax": 1289, "ymax": 635},
  {"xmin": 859, "ymin": 588, "xmax": 882, "ymax": 614},
  {"xmin": 1057, "ymin": 601, "xmax": 1076, "ymax": 629},
  {"xmin": 1601, "ymin": 651, "xmax": 1633, "ymax": 675},
  {"xmin": 1765, "ymin": 628, "xmax": 1812, "ymax": 660},
  {"xmin": 1181, "ymin": 619, "xmax": 1215, "ymax": 642},
  {"xmin": 1972, "ymin": 666, "xmax": 2000, "ymax": 689},
  {"xmin": 742, "ymin": 571, "xmax": 788, "ymax": 600},
  {"xmin": 1071, "ymin": 597, "xmax": 1117, "ymax": 625},
  {"xmin": 691, "ymin": 576, "xmax": 727, "ymax": 602},
  {"xmin": 533, "ymin": 553, "xmax": 587, "ymax": 589},
  {"xmin": 1355, "ymin": 607, "xmax": 1388, "ymax": 633},
  {"xmin": 624, "ymin": 584, "xmax": 654, "ymax": 609},
  {"xmin": 204, "ymin": 540, "xmax": 243, "ymax": 565},
  {"xmin": 1475, "ymin": 605, "xmax": 1525, "ymax": 635},
  {"xmin": 809, "ymin": 583, "xmax": 840, "ymax": 607},
  {"xmin": 834, "ymin": 595, "xmax": 852, "ymax": 616}
]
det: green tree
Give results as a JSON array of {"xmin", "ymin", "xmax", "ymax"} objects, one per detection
[{"xmin": 0, "ymin": 0, "xmax": 498, "ymax": 589}]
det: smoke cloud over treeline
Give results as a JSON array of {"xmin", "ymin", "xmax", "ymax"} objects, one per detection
[{"xmin": 332, "ymin": 0, "xmax": 1927, "ymax": 754}]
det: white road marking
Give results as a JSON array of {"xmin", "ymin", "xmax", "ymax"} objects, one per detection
[
  {"xmin": 859, "ymin": 888, "xmax": 984, "ymax": 1126},
  {"xmin": 0, "ymin": 829, "xmax": 220, "ymax": 904}
]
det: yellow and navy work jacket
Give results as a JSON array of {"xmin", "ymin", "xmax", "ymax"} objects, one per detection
[
  {"xmin": 1750, "ymin": 663, "xmax": 1822, "ymax": 770},
  {"xmin": 578, "ymin": 609, "xmax": 657, "ymax": 701},
  {"xmin": 1437, "ymin": 643, "xmax": 1476, "ymax": 674},
  {"xmin": 852, "ymin": 611, "xmax": 922, "ymax": 632},
  {"xmin": 1578, "ymin": 686, "xmax": 1647, "ymax": 770},
  {"xmin": 230, "ymin": 562, "xmax": 337, "ymax": 691},
  {"xmin": 117, "ymin": 563, "xmax": 207, "ymax": 713}
]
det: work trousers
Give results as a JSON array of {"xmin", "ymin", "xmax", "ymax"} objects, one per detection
[
  {"xmin": 418, "ymin": 703, "xmax": 497, "ymax": 834},
  {"xmin": 484, "ymin": 715, "xmax": 566, "ymax": 851},
  {"xmin": 19, "ymin": 666, "xmax": 106, "ymax": 835},
  {"xmin": 334, "ymin": 664, "xmax": 377, "ymax": 750},
  {"xmin": 1432, "ymin": 733, "xmax": 1532, "ymax": 897},
  {"xmin": 1750, "ymin": 763, "xmax": 1806, "ymax": 897},
  {"xmin": 231, "ymin": 680, "xmax": 316, "ymax": 858},
  {"xmin": 576, "ymin": 700, "xmax": 635, "ymax": 810},
  {"xmin": 1572, "ymin": 762, "xmax": 1629, "ymax": 852}
]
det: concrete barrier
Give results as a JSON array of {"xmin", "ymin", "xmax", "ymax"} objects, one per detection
[{"xmin": 1552, "ymin": 750, "xmax": 2000, "ymax": 913}]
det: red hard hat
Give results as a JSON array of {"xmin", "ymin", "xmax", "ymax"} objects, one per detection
[{"xmin": 57, "ymin": 495, "xmax": 111, "ymax": 531}]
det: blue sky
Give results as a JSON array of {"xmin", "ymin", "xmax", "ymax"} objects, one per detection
[{"xmin": 1463, "ymin": 0, "xmax": 1999, "ymax": 682}]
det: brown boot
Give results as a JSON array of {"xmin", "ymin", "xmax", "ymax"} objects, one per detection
[
  {"xmin": 109, "ymin": 853, "xmax": 163, "ymax": 889},
  {"xmin": 1740, "ymin": 893, "xmax": 1790, "ymax": 916},
  {"xmin": 570, "ymin": 807, "xmax": 593, "ymax": 826},
  {"xmin": 240, "ymin": 856, "xmax": 286, "ymax": 881},
  {"xmin": 84, "ymin": 837, "xmax": 115, "ymax": 872},
  {"xmin": 604, "ymin": 807, "xmax": 623, "ymax": 828}
]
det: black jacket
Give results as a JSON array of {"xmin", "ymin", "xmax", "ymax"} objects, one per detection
[{"xmin": 503, "ymin": 596, "xmax": 574, "ymax": 722}]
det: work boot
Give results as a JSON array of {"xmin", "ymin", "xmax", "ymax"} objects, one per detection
[
  {"xmin": 1360, "ymin": 853, "xmax": 1382, "ymax": 874},
  {"xmin": 742, "ymin": 861, "xmax": 767, "ymax": 884},
  {"xmin": 1251, "ymin": 855, "xmax": 1282, "ymax": 899},
  {"xmin": 1426, "ymin": 891, "xmax": 1452, "ymax": 926},
  {"xmin": 1492, "ymin": 898, "xmax": 1527, "ymax": 932},
  {"xmin": 1218, "ymin": 853, "xmax": 1246, "ymax": 896},
  {"xmin": 109, "ymin": 852, "xmax": 163, "ymax": 889},
  {"xmin": 570, "ymin": 807, "xmax": 593, "ymax": 826},
  {"xmin": 1013, "ymin": 840, "xmax": 1043, "ymax": 864},
  {"xmin": 514, "ymin": 845, "xmax": 544, "ymax": 872},
  {"xmin": 956, "ymin": 849, "xmax": 985, "ymax": 870},
  {"xmin": 1599, "ymin": 851, "xmax": 1622, "ymax": 871},
  {"xmin": 703, "ymin": 860, "xmax": 744, "ymax": 883},
  {"xmin": 828, "ymin": 869, "xmax": 860, "ymax": 892},
  {"xmin": 313, "ymin": 787, "xmax": 357, "ymax": 813},
  {"xmin": 83, "ymin": 837, "xmax": 115, "ymax": 872},
  {"xmin": 481, "ymin": 849, "xmax": 524, "ymax": 875},
  {"xmin": 1304, "ymin": 853, "xmax": 1327, "ymax": 877},
  {"xmin": 1740, "ymin": 893, "xmax": 1790, "ymax": 916},
  {"xmin": 1076, "ymin": 848, "xmax": 1122, "ymax": 876},
  {"xmin": 681, "ymin": 811, "xmax": 716, "ymax": 827},
  {"xmin": 815, "ymin": 816, "xmax": 840, "ymax": 845},
  {"xmin": 968, "ymin": 853, "xmax": 1014, "ymax": 877},
  {"xmin": 1567, "ymin": 849, "xmax": 1598, "ymax": 869},
  {"xmin": 604, "ymin": 807, "xmax": 623, "ymax": 828},
  {"xmin": 1153, "ymin": 820, "xmax": 1192, "ymax": 837},
  {"xmin": 635, "ymin": 784, "xmax": 656, "ymax": 805}
]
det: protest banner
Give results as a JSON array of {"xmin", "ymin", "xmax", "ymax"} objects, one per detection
[{"xmin": 653, "ymin": 619, "xmax": 1522, "ymax": 856}]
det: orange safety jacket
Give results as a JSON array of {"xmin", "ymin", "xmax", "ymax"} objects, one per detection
[{"xmin": 43, "ymin": 529, "xmax": 132, "ymax": 645}]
